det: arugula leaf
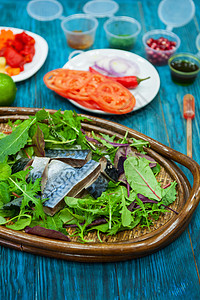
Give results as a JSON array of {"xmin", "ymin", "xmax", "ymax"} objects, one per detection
[
  {"xmin": 161, "ymin": 182, "xmax": 177, "ymax": 206},
  {"xmin": 35, "ymin": 108, "xmax": 49, "ymax": 122},
  {"xmin": 88, "ymin": 223, "xmax": 109, "ymax": 233},
  {"xmin": 59, "ymin": 207, "xmax": 85, "ymax": 225},
  {"xmin": 124, "ymin": 157, "xmax": 162, "ymax": 201},
  {"xmin": 6, "ymin": 215, "xmax": 31, "ymax": 230},
  {"xmin": 129, "ymin": 138, "xmax": 149, "ymax": 153},
  {"xmin": 0, "ymin": 118, "xmax": 36, "ymax": 163},
  {"xmin": 0, "ymin": 216, "xmax": 6, "ymax": 224},
  {"xmin": 0, "ymin": 163, "xmax": 11, "ymax": 180},
  {"xmin": 45, "ymin": 214, "xmax": 64, "ymax": 231},
  {"xmin": 0, "ymin": 181, "xmax": 11, "ymax": 205},
  {"xmin": 9, "ymin": 170, "xmax": 45, "ymax": 220},
  {"xmin": 120, "ymin": 186, "xmax": 132, "ymax": 227},
  {"xmin": 0, "ymin": 213, "xmax": 31, "ymax": 230},
  {"xmin": 91, "ymin": 132, "xmax": 116, "ymax": 149}
]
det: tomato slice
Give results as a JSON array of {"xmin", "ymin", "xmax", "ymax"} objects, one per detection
[
  {"xmin": 73, "ymin": 99, "xmax": 101, "ymax": 110},
  {"xmin": 84, "ymin": 74, "xmax": 107, "ymax": 93},
  {"xmin": 43, "ymin": 69, "xmax": 69, "ymax": 92},
  {"xmin": 90, "ymin": 81, "xmax": 136, "ymax": 114},
  {"xmin": 44, "ymin": 69, "xmax": 136, "ymax": 114},
  {"xmin": 55, "ymin": 90, "xmax": 101, "ymax": 109},
  {"xmin": 56, "ymin": 89, "xmax": 90, "ymax": 101},
  {"xmin": 43, "ymin": 69, "xmax": 92, "ymax": 93}
]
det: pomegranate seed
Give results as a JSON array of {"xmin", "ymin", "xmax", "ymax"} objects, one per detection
[
  {"xmin": 145, "ymin": 36, "xmax": 177, "ymax": 65},
  {"xmin": 147, "ymin": 38, "xmax": 154, "ymax": 46},
  {"xmin": 170, "ymin": 41, "xmax": 176, "ymax": 46}
]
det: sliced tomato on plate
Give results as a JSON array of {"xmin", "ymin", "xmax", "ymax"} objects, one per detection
[
  {"xmin": 73, "ymin": 99, "xmax": 101, "ymax": 110},
  {"xmin": 56, "ymin": 89, "xmax": 90, "ymax": 101},
  {"xmin": 43, "ymin": 68, "xmax": 136, "ymax": 114},
  {"xmin": 90, "ymin": 81, "xmax": 136, "ymax": 114},
  {"xmin": 44, "ymin": 69, "xmax": 92, "ymax": 93}
]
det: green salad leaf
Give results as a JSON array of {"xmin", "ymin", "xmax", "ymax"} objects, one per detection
[
  {"xmin": 0, "ymin": 118, "xmax": 36, "ymax": 162},
  {"xmin": 124, "ymin": 156, "xmax": 162, "ymax": 201}
]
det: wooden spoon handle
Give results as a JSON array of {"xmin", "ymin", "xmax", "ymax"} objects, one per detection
[{"xmin": 187, "ymin": 118, "xmax": 192, "ymax": 158}]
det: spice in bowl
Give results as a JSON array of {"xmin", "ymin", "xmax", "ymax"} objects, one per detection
[
  {"xmin": 61, "ymin": 14, "xmax": 98, "ymax": 50},
  {"xmin": 67, "ymin": 31, "xmax": 94, "ymax": 50}
]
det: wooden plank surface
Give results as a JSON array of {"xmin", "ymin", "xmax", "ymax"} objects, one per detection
[{"xmin": 0, "ymin": 0, "xmax": 200, "ymax": 299}]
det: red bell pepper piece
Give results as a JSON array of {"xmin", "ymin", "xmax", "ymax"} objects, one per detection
[
  {"xmin": 12, "ymin": 39, "xmax": 24, "ymax": 52},
  {"xmin": 20, "ymin": 44, "xmax": 35, "ymax": 62},
  {"xmin": 4, "ymin": 47, "xmax": 26, "ymax": 71},
  {"xmin": 15, "ymin": 31, "xmax": 35, "ymax": 45},
  {"xmin": 0, "ymin": 47, "xmax": 6, "ymax": 56}
]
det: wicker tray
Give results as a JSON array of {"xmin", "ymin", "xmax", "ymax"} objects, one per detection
[{"xmin": 0, "ymin": 107, "xmax": 200, "ymax": 262}]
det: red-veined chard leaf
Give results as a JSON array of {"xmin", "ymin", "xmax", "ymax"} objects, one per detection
[
  {"xmin": 32, "ymin": 125, "xmax": 45, "ymax": 157},
  {"xmin": 124, "ymin": 156, "xmax": 162, "ymax": 201}
]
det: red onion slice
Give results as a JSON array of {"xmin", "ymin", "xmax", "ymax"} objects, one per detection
[{"xmin": 92, "ymin": 56, "xmax": 140, "ymax": 77}]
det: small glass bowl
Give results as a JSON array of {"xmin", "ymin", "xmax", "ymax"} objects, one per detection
[
  {"xmin": 168, "ymin": 53, "xmax": 200, "ymax": 85},
  {"xmin": 61, "ymin": 14, "xmax": 98, "ymax": 50},
  {"xmin": 104, "ymin": 16, "xmax": 141, "ymax": 51},
  {"xmin": 142, "ymin": 29, "xmax": 180, "ymax": 66}
]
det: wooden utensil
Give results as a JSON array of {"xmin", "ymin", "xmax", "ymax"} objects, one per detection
[{"xmin": 183, "ymin": 94, "xmax": 195, "ymax": 158}]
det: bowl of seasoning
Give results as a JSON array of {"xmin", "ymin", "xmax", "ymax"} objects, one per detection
[
  {"xmin": 168, "ymin": 53, "xmax": 200, "ymax": 85},
  {"xmin": 61, "ymin": 14, "xmax": 98, "ymax": 50},
  {"xmin": 103, "ymin": 16, "xmax": 141, "ymax": 51},
  {"xmin": 142, "ymin": 29, "xmax": 180, "ymax": 66}
]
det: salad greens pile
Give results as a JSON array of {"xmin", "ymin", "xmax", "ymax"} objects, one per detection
[{"xmin": 0, "ymin": 109, "xmax": 177, "ymax": 242}]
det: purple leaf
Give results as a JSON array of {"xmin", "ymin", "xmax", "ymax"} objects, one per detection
[
  {"xmin": 135, "ymin": 153, "xmax": 157, "ymax": 168},
  {"xmin": 114, "ymin": 145, "xmax": 135, "ymax": 168},
  {"xmin": 117, "ymin": 156, "xmax": 126, "ymax": 176},
  {"xmin": 32, "ymin": 126, "xmax": 45, "ymax": 157},
  {"xmin": 81, "ymin": 129, "xmax": 101, "ymax": 144},
  {"xmin": 101, "ymin": 138, "xmax": 130, "ymax": 147},
  {"xmin": 25, "ymin": 226, "xmax": 70, "ymax": 241},
  {"xmin": 137, "ymin": 193, "xmax": 178, "ymax": 214},
  {"xmin": 64, "ymin": 218, "xmax": 107, "ymax": 228}
]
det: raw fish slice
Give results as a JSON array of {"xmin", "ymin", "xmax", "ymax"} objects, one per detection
[
  {"xmin": 43, "ymin": 160, "xmax": 101, "ymax": 215},
  {"xmin": 29, "ymin": 157, "xmax": 50, "ymax": 192},
  {"xmin": 86, "ymin": 173, "xmax": 109, "ymax": 199},
  {"xmin": 45, "ymin": 149, "xmax": 92, "ymax": 167},
  {"xmin": 12, "ymin": 158, "xmax": 33, "ymax": 174}
]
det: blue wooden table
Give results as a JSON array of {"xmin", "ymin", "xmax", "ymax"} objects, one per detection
[{"xmin": 0, "ymin": 0, "xmax": 200, "ymax": 299}]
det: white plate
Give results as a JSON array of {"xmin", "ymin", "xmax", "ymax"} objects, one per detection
[
  {"xmin": 0, "ymin": 27, "xmax": 48, "ymax": 82},
  {"xmin": 63, "ymin": 49, "xmax": 160, "ymax": 114}
]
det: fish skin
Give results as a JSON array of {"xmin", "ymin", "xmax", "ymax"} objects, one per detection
[
  {"xmin": 11, "ymin": 158, "xmax": 32, "ymax": 174},
  {"xmin": 2, "ymin": 197, "xmax": 22, "ymax": 209},
  {"xmin": 86, "ymin": 174, "xmax": 108, "ymax": 199},
  {"xmin": 43, "ymin": 159, "xmax": 101, "ymax": 215},
  {"xmin": 45, "ymin": 149, "xmax": 92, "ymax": 167},
  {"xmin": 29, "ymin": 157, "xmax": 50, "ymax": 181}
]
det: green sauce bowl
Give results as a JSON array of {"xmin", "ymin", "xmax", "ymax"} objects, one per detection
[{"xmin": 104, "ymin": 16, "xmax": 141, "ymax": 51}]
